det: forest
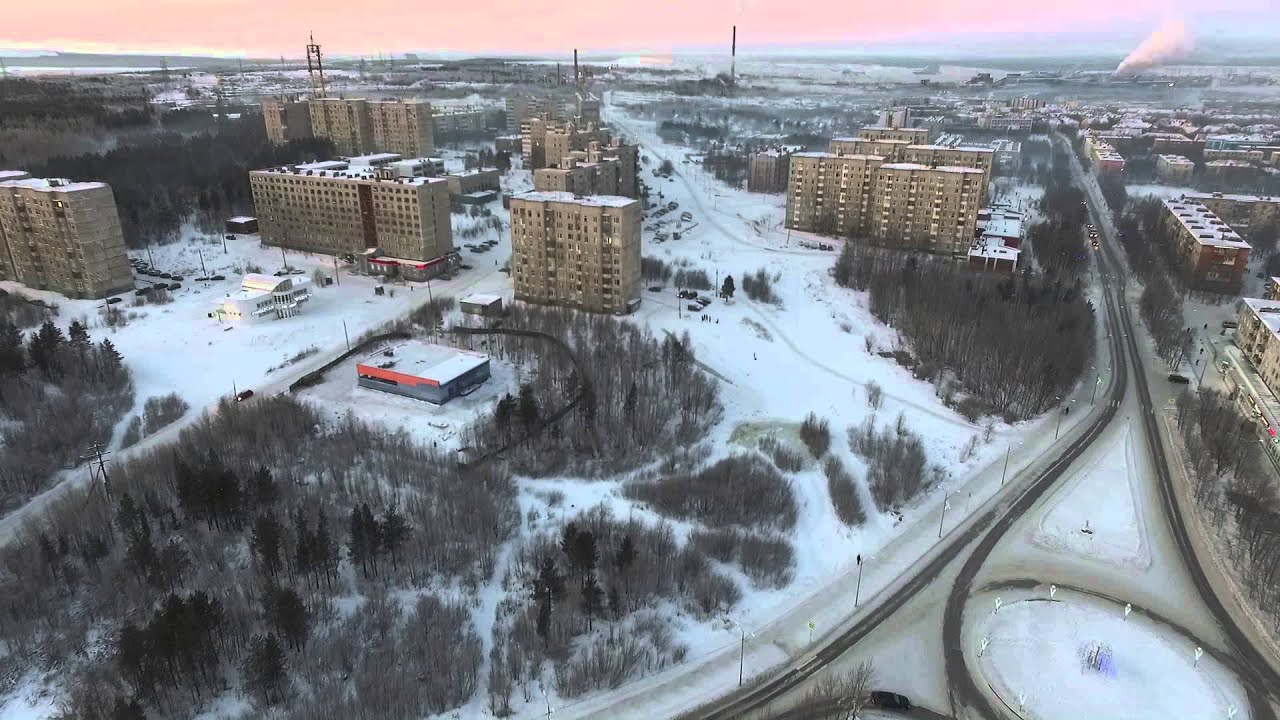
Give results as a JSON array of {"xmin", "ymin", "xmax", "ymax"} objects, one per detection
[
  {"xmin": 28, "ymin": 118, "xmax": 334, "ymax": 247},
  {"xmin": 1173, "ymin": 390, "xmax": 1280, "ymax": 636},
  {"xmin": 0, "ymin": 317, "xmax": 134, "ymax": 514},
  {"xmin": 833, "ymin": 242, "xmax": 1095, "ymax": 421}
]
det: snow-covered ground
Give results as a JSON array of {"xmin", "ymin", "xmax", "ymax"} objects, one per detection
[
  {"xmin": 1029, "ymin": 425, "xmax": 1152, "ymax": 571},
  {"xmin": 1125, "ymin": 183, "xmax": 1197, "ymax": 200},
  {"xmin": 970, "ymin": 590, "xmax": 1248, "ymax": 720}
]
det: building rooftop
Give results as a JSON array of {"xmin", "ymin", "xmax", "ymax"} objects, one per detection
[
  {"xmin": 0, "ymin": 170, "xmax": 31, "ymax": 181},
  {"xmin": 969, "ymin": 240, "xmax": 1020, "ymax": 261},
  {"xmin": 512, "ymin": 190, "xmax": 636, "ymax": 208},
  {"xmin": 1158, "ymin": 154, "xmax": 1195, "ymax": 165},
  {"xmin": 346, "ymin": 153, "xmax": 403, "ymax": 165},
  {"xmin": 1206, "ymin": 160, "xmax": 1255, "ymax": 168},
  {"xmin": 227, "ymin": 216, "xmax": 256, "ymax": 223},
  {"xmin": 253, "ymin": 164, "xmax": 448, "ymax": 187},
  {"xmin": 905, "ymin": 144, "xmax": 995, "ymax": 154},
  {"xmin": 221, "ymin": 273, "xmax": 311, "ymax": 303},
  {"xmin": 0, "ymin": 177, "xmax": 106, "ymax": 193},
  {"xmin": 983, "ymin": 217, "xmax": 1023, "ymax": 239},
  {"xmin": 831, "ymin": 137, "xmax": 910, "ymax": 145},
  {"xmin": 1242, "ymin": 298, "xmax": 1280, "ymax": 338},
  {"xmin": 358, "ymin": 342, "xmax": 489, "ymax": 387},
  {"xmin": 1184, "ymin": 192, "xmax": 1279, "ymax": 204},
  {"xmin": 1164, "ymin": 200, "xmax": 1252, "ymax": 249},
  {"xmin": 861, "ymin": 126, "xmax": 928, "ymax": 133},
  {"xmin": 463, "ymin": 293, "xmax": 503, "ymax": 305}
]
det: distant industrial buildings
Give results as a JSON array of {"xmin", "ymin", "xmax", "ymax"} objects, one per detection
[
  {"xmin": 0, "ymin": 172, "xmax": 133, "ymax": 299},
  {"xmin": 212, "ymin": 273, "xmax": 311, "ymax": 323},
  {"xmin": 249, "ymin": 160, "xmax": 453, "ymax": 267},
  {"xmin": 1160, "ymin": 198, "xmax": 1251, "ymax": 294},
  {"xmin": 357, "ymin": 341, "xmax": 491, "ymax": 404},
  {"xmin": 509, "ymin": 191, "xmax": 641, "ymax": 314}
]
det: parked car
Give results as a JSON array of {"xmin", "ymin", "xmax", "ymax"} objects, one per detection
[
  {"xmin": 168, "ymin": 283, "xmax": 181, "ymax": 291},
  {"xmin": 459, "ymin": 264, "xmax": 474, "ymax": 270},
  {"xmin": 686, "ymin": 303, "xmax": 702, "ymax": 312},
  {"xmin": 134, "ymin": 287, "xmax": 151, "ymax": 296},
  {"xmin": 865, "ymin": 691, "xmax": 912, "ymax": 710},
  {"xmin": 648, "ymin": 286, "xmax": 664, "ymax": 293},
  {"xmin": 235, "ymin": 389, "xmax": 255, "ymax": 402},
  {"xmin": 171, "ymin": 275, "xmax": 184, "ymax": 281},
  {"xmin": 105, "ymin": 297, "xmax": 123, "ymax": 305},
  {"xmin": 1168, "ymin": 374, "xmax": 1190, "ymax": 384},
  {"xmin": 678, "ymin": 289, "xmax": 698, "ymax": 299},
  {"xmin": 224, "ymin": 234, "xmax": 236, "ymax": 240},
  {"xmin": 1222, "ymin": 320, "xmax": 1239, "ymax": 329},
  {"xmin": 211, "ymin": 274, "xmax": 226, "ymax": 281},
  {"xmin": 151, "ymin": 283, "xmax": 168, "ymax": 291},
  {"xmin": 696, "ymin": 297, "xmax": 712, "ymax": 307}
]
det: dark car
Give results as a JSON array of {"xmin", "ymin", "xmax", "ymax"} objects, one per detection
[
  {"xmin": 235, "ymin": 389, "xmax": 255, "ymax": 402},
  {"xmin": 151, "ymin": 283, "xmax": 168, "ymax": 291},
  {"xmin": 160, "ymin": 272, "xmax": 173, "ymax": 279},
  {"xmin": 866, "ymin": 691, "xmax": 912, "ymax": 710},
  {"xmin": 1168, "ymin": 373, "xmax": 1191, "ymax": 384},
  {"xmin": 167, "ymin": 283, "xmax": 181, "ymax": 291},
  {"xmin": 211, "ymin": 274, "xmax": 226, "ymax": 281},
  {"xmin": 678, "ymin": 289, "xmax": 698, "ymax": 299},
  {"xmin": 649, "ymin": 286, "xmax": 664, "ymax": 293},
  {"xmin": 224, "ymin": 234, "xmax": 236, "ymax": 240},
  {"xmin": 686, "ymin": 303, "xmax": 702, "ymax": 312},
  {"xmin": 105, "ymin": 297, "xmax": 123, "ymax": 305},
  {"xmin": 134, "ymin": 287, "xmax": 151, "ymax": 296},
  {"xmin": 171, "ymin": 275, "xmax": 184, "ymax": 281}
]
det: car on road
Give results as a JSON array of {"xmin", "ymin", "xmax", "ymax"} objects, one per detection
[
  {"xmin": 1222, "ymin": 320, "xmax": 1239, "ymax": 329},
  {"xmin": 459, "ymin": 264, "xmax": 473, "ymax": 270},
  {"xmin": 677, "ymin": 289, "xmax": 698, "ymax": 299},
  {"xmin": 224, "ymin": 234, "xmax": 236, "ymax": 240},
  {"xmin": 648, "ymin": 286, "xmax": 663, "ymax": 293},
  {"xmin": 1092, "ymin": 240, "xmax": 1100, "ymax": 249},
  {"xmin": 134, "ymin": 287, "xmax": 151, "ymax": 296},
  {"xmin": 211, "ymin": 274, "xmax": 226, "ymax": 281},
  {"xmin": 235, "ymin": 389, "xmax": 255, "ymax": 402},
  {"xmin": 865, "ymin": 691, "xmax": 912, "ymax": 710},
  {"xmin": 1168, "ymin": 374, "xmax": 1190, "ymax": 384}
]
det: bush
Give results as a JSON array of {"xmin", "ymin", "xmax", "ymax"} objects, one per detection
[
  {"xmin": 758, "ymin": 435, "xmax": 805, "ymax": 472},
  {"xmin": 119, "ymin": 415, "xmax": 143, "ymax": 449},
  {"xmin": 641, "ymin": 257, "xmax": 673, "ymax": 283},
  {"xmin": 624, "ymin": 454, "xmax": 797, "ymax": 531},
  {"xmin": 865, "ymin": 381, "xmax": 884, "ymax": 410},
  {"xmin": 142, "ymin": 392, "xmax": 189, "ymax": 435},
  {"xmin": 673, "ymin": 268, "xmax": 712, "ymax": 291},
  {"xmin": 799, "ymin": 412, "xmax": 831, "ymax": 458},
  {"xmin": 823, "ymin": 457, "xmax": 866, "ymax": 527},
  {"xmin": 848, "ymin": 418, "xmax": 937, "ymax": 511},
  {"xmin": 689, "ymin": 528, "xmax": 796, "ymax": 589},
  {"xmin": 741, "ymin": 268, "xmax": 780, "ymax": 304}
]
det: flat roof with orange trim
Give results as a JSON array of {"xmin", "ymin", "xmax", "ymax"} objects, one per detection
[{"xmin": 356, "ymin": 342, "xmax": 488, "ymax": 388}]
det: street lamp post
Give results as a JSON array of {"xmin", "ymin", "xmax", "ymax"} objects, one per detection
[
  {"xmin": 854, "ymin": 554, "xmax": 875, "ymax": 607},
  {"xmin": 1001, "ymin": 444, "xmax": 1012, "ymax": 486},
  {"xmin": 1054, "ymin": 398, "xmax": 1066, "ymax": 440},
  {"xmin": 938, "ymin": 492, "xmax": 955, "ymax": 539}
]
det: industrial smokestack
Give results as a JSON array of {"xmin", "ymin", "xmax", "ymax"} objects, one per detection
[
  {"xmin": 574, "ymin": 48, "xmax": 579, "ymax": 87},
  {"xmin": 1115, "ymin": 19, "xmax": 1192, "ymax": 75},
  {"xmin": 731, "ymin": 26, "xmax": 737, "ymax": 87}
]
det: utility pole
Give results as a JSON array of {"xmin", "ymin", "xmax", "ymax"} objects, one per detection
[
  {"xmin": 343, "ymin": 320, "xmax": 350, "ymax": 351},
  {"xmin": 197, "ymin": 248, "xmax": 207, "ymax": 276},
  {"xmin": 79, "ymin": 442, "xmax": 113, "ymax": 499},
  {"xmin": 333, "ymin": 255, "xmax": 340, "ymax": 285},
  {"xmin": 738, "ymin": 624, "xmax": 746, "ymax": 686},
  {"xmin": 280, "ymin": 245, "xmax": 288, "ymax": 270},
  {"xmin": 1001, "ymin": 444, "xmax": 1011, "ymax": 485}
]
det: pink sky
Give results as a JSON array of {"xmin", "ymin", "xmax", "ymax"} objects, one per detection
[{"xmin": 0, "ymin": 0, "xmax": 1261, "ymax": 56}]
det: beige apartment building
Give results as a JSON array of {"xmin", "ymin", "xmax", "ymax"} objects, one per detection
[
  {"xmin": 1236, "ymin": 298, "xmax": 1280, "ymax": 398},
  {"xmin": 829, "ymin": 138, "xmax": 993, "ymax": 189},
  {"xmin": 262, "ymin": 98, "xmax": 314, "ymax": 144},
  {"xmin": 309, "ymin": 98, "xmax": 375, "ymax": 156},
  {"xmin": 521, "ymin": 118, "xmax": 613, "ymax": 170},
  {"xmin": 445, "ymin": 169, "xmax": 501, "ymax": 197},
  {"xmin": 506, "ymin": 96, "xmax": 567, "ymax": 134},
  {"xmin": 0, "ymin": 173, "xmax": 134, "ymax": 299},
  {"xmin": 509, "ymin": 191, "xmax": 641, "ymax": 314},
  {"xmin": 748, "ymin": 151, "xmax": 790, "ymax": 194},
  {"xmin": 1184, "ymin": 192, "xmax": 1280, "ymax": 231},
  {"xmin": 249, "ymin": 161, "xmax": 452, "ymax": 262},
  {"xmin": 785, "ymin": 153, "xmax": 984, "ymax": 255},
  {"xmin": 830, "ymin": 137, "xmax": 911, "ymax": 160},
  {"xmin": 369, "ymin": 99, "xmax": 435, "ymax": 158},
  {"xmin": 1156, "ymin": 155, "xmax": 1195, "ymax": 184},
  {"xmin": 1160, "ymin": 198, "xmax": 1251, "ymax": 293},
  {"xmin": 858, "ymin": 126, "xmax": 931, "ymax": 144}
]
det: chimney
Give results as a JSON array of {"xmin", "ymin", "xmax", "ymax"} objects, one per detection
[
  {"xmin": 731, "ymin": 26, "xmax": 736, "ymax": 87},
  {"xmin": 574, "ymin": 49, "xmax": 580, "ymax": 87}
]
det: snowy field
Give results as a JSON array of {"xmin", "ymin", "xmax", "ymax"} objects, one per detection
[
  {"xmin": 971, "ymin": 591, "xmax": 1248, "ymax": 720},
  {"xmin": 1029, "ymin": 426, "xmax": 1152, "ymax": 570},
  {"xmin": 1125, "ymin": 183, "xmax": 1197, "ymax": 200}
]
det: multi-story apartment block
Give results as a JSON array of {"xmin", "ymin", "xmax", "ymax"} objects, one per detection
[
  {"xmin": 261, "ymin": 98, "xmax": 314, "ymax": 144},
  {"xmin": 868, "ymin": 163, "xmax": 985, "ymax": 255},
  {"xmin": 830, "ymin": 138, "xmax": 912, "ymax": 160},
  {"xmin": 1235, "ymin": 298, "xmax": 1280, "ymax": 398},
  {"xmin": 369, "ymin": 99, "xmax": 435, "ymax": 158},
  {"xmin": 1086, "ymin": 138, "xmax": 1126, "ymax": 173},
  {"xmin": 900, "ymin": 145, "xmax": 994, "ymax": 191},
  {"xmin": 432, "ymin": 109, "xmax": 488, "ymax": 140},
  {"xmin": 1184, "ymin": 192, "xmax": 1280, "ymax": 232},
  {"xmin": 506, "ymin": 96, "xmax": 567, "ymax": 134},
  {"xmin": 509, "ymin": 191, "xmax": 641, "ymax": 314},
  {"xmin": 1156, "ymin": 154, "xmax": 1195, "ymax": 184},
  {"xmin": 249, "ymin": 161, "xmax": 452, "ymax": 264},
  {"xmin": 309, "ymin": 98, "xmax": 375, "ymax": 156},
  {"xmin": 748, "ymin": 151, "xmax": 791, "ymax": 193},
  {"xmin": 1160, "ymin": 199, "xmax": 1251, "ymax": 294},
  {"xmin": 0, "ymin": 173, "xmax": 133, "ymax": 299},
  {"xmin": 532, "ymin": 142, "xmax": 636, "ymax": 198},
  {"xmin": 523, "ymin": 119, "xmax": 615, "ymax": 172},
  {"xmin": 577, "ymin": 98, "xmax": 601, "ymax": 125},
  {"xmin": 785, "ymin": 153, "xmax": 984, "ymax": 255},
  {"xmin": 858, "ymin": 125, "xmax": 931, "ymax": 144},
  {"xmin": 1203, "ymin": 160, "xmax": 1257, "ymax": 184},
  {"xmin": 445, "ymin": 169, "xmax": 501, "ymax": 197}
]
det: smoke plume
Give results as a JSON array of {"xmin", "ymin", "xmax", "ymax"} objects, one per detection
[{"xmin": 1115, "ymin": 20, "xmax": 1193, "ymax": 74}]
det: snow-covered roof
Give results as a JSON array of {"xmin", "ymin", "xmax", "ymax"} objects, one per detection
[
  {"xmin": 511, "ymin": 190, "xmax": 635, "ymax": 208},
  {"xmin": 0, "ymin": 176, "xmax": 106, "ymax": 193},
  {"xmin": 345, "ymin": 153, "xmax": 403, "ymax": 165},
  {"xmin": 359, "ymin": 342, "xmax": 489, "ymax": 386},
  {"xmin": 905, "ymin": 144, "xmax": 994, "ymax": 154},
  {"xmin": 969, "ymin": 241, "xmax": 1020, "ymax": 261},
  {"xmin": 227, "ymin": 216, "xmax": 256, "ymax": 223},
  {"xmin": 462, "ymin": 293, "xmax": 502, "ymax": 305},
  {"xmin": 1184, "ymin": 192, "xmax": 1279, "ymax": 204},
  {"xmin": 1157, "ymin": 155, "xmax": 1194, "ymax": 165},
  {"xmin": 1164, "ymin": 200, "xmax": 1251, "ymax": 249},
  {"xmin": 1242, "ymin": 298, "xmax": 1280, "ymax": 338},
  {"xmin": 0, "ymin": 170, "xmax": 30, "ymax": 181},
  {"xmin": 221, "ymin": 273, "xmax": 311, "ymax": 303},
  {"xmin": 984, "ymin": 217, "xmax": 1023, "ymax": 239}
]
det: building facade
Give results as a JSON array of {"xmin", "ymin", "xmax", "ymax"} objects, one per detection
[
  {"xmin": 1236, "ymin": 298, "xmax": 1280, "ymax": 399},
  {"xmin": 1184, "ymin": 192, "xmax": 1280, "ymax": 232},
  {"xmin": 1156, "ymin": 154, "xmax": 1195, "ymax": 184},
  {"xmin": 250, "ymin": 162, "xmax": 453, "ymax": 263},
  {"xmin": 748, "ymin": 151, "xmax": 791, "ymax": 193},
  {"xmin": 0, "ymin": 174, "xmax": 134, "ymax": 299},
  {"xmin": 356, "ymin": 341, "xmax": 491, "ymax": 404},
  {"xmin": 1160, "ymin": 199, "xmax": 1251, "ymax": 294},
  {"xmin": 309, "ymin": 98, "xmax": 375, "ymax": 156},
  {"xmin": 212, "ymin": 273, "xmax": 312, "ymax": 323},
  {"xmin": 261, "ymin": 98, "xmax": 314, "ymax": 144},
  {"xmin": 858, "ymin": 126, "xmax": 931, "ymax": 144},
  {"xmin": 369, "ymin": 99, "xmax": 435, "ymax": 158},
  {"xmin": 445, "ymin": 169, "xmax": 501, "ymax": 197},
  {"xmin": 509, "ymin": 191, "xmax": 641, "ymax": 314}
]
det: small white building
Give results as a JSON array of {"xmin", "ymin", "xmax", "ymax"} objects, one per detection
[{"xmin": 212, "ymin": 273, "xmax": 312, "ymax": 322}]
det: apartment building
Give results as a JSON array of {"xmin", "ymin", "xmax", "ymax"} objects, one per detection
[
  {"xmin": 868, "ymin": 163, "xmax": 985, "ymax": 255},
  {"xmin": 1184, "ymin": 192, "xmax": 1280, "ymax": 231},
  {"xmin": 433, "ymin": 109, "xmax": 488, "ymax": 140},
  {"xmin": 830, "ymin": 138, "xmax": 911, "ymax": 160},
  {"xmin": 1235, "ymin": 298, "xmax": 1280, "ymax": 398},
  {"xmin": 261, "ymin": 98, "xmax": 313, "ymax": 144},
  {"xmin": 1156, "ymin": 154, "xmax": 1195, "ymax": 184},
  {"xmin": 784, "ymin": 154, "xmax": 984, "ymax": 255},
  {"xmin": 0, "ymin": 173, "xmax": 133, "ymax": 299},
  {"xmin": 1204, "ymin": 160, "xmax": 1257, "ymax": 184},
  {"xmin": 748, "ymin": 151, "xmax": 791, "ymax": 193},
  {"xmin": 508, "ymin": 191, "xmax": 641, "ymax": 314},
  {"xmin": 506, "ymin": 96, "xmax": 567, "ymax": 134},
  {"xmin": 1160, "ymin": 199, "xmax": 1251, "ymax": 294},
  {"xmin": 445, "ymin": 169, "xmax": 501, "ymax": 197},
  {"xmin": 858, "ymin": 126, "xmax": 931, "ymax": 144},
  {"xmin": 369, "ymin": 99, "xmax": 435, "ymax": 158},
  {"xmin": 249, "ymin": 161, "xmax": 453, "ymax": 264},
  {"xmin": 1086, "ymin": 138, "xmax": 1126, "ymax": 173},
  {"xmin": 551, "ymin": 139, "xmax": 638, "ymax": 198},
  {"xmin": 309, "ymin": 98, "xmax": 375, "ymax": 156},
  {"xmin": 829, "ymin": 138, "xmax": 992, "ymax": 189}
]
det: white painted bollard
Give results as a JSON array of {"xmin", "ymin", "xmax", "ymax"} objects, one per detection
[
  {"xmin": 1194, "ymin": 646, "xmax": 1204, "ymax": 667},
  {"xmin": 994, "ymin": 597, "xmax": 1003, "ymax": 614},
  {"xmin": 1124, "ymin": 603, "xmax": 1132, "ymax": 620},
  {"xmin": 1049, "ymin": 584, "xmax": 1057, "ymax": 600},
  {"xmin": 979, "ymin": 637, "xmax": 990, "ymax": 657}
]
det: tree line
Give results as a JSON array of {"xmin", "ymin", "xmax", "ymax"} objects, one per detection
[
  {"xmin": 833, "ymin": 242, "xmax": 1095, "ymax": 421},
  {"xmin": 0, "ymin": 319, "xmax": 133, "ymax": 513}
]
